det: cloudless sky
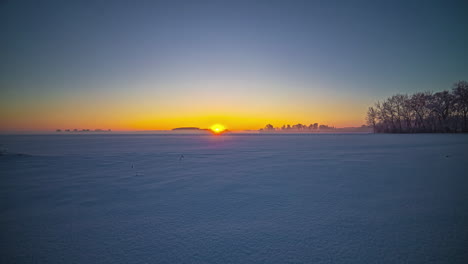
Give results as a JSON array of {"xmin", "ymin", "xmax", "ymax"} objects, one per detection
[{"xmin": 1, "ymin": 0, "xmax": 467, "ymax": 131}]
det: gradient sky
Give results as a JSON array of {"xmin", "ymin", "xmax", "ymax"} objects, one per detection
[{"xmin": 1, "ymin": 0, "xmax": 467, "ymax": 131}]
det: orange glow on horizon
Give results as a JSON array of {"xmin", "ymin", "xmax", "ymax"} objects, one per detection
[
  {"xmin": 0, "ymin": 77, "xmax": 369, "ymax": 132},
  {"xmin": 0, "ymin": 114, "xmax": 367, "ymax": 132},
  {"xmin": 0, "ymin": 93, "xmax": 368, "ymax": 132}
]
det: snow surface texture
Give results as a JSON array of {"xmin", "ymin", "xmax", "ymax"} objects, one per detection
[{"xmin": 1, "ymin": 134, "xmax": 468, "ymax": 263}]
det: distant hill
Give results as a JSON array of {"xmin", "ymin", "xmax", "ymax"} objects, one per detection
[
  {"xmin": 172, "ymin": 127, "xmax": 201, "ymax": 131},
  {"xmin": 172, "ymin": 127, "xmax": 213, "ymax": 134}
]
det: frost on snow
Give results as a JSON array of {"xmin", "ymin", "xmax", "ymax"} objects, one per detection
[{"xmin": 1, "ymin": 134, "xmax": 468, "ymax": 263}]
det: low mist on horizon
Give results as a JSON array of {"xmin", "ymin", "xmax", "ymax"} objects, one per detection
[{"xmin": 1, "ymin": 1, "xmax": 467, "ymax": 132}]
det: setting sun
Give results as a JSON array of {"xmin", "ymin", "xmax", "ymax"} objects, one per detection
[{"xmin": 210, "ymin": 124, "xmax": 226, "ymax": 134}]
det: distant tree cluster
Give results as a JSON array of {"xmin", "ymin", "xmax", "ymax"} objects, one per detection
[
  {"xmin": 56, "ymin": 128, "xmax": 112, "ymax": 132},
  {"xmin": 367, "ymin": 81, "xmax": 468, "ymax": 133},
  {"xmin": 260, "ymin": 123, "xmax": 334, "ymax": 132}
]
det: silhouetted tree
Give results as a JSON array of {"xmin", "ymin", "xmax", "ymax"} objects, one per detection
[
  {"xmin": 292, "ymin": 123, "xmax": 305, "ymax": 130},
  {"xmin": 261, "ymin": 122, "xmax": 334, "ymax": 132},
  {"xmin": 366, "ymin": 107, "xmax": 377, "ymax": 133},
  {"xmin": 319, "ymin": 124, "xmax": 333, "ymax": 130},
  {"xmin": 264, "ymin": 124, "xmax": 274, "ymax": 131},
  {"xmin": 308, "ymin": 123, "xmax": 318, "ymax": 130},
  {"xmin": 367, "ymin": 81, "xmax": 467, "ymax": 133},
  {"xmin": 453, "ymin": 81, "xmax": 468, "ymax": 132}
]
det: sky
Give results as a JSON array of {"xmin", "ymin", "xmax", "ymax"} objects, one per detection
[{"xmin": 1, "ymin": 0, "xmax": 467, "ymax": 131}]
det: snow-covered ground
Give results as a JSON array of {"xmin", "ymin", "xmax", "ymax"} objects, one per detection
[{"xmin": 1, "ymin": 134, "xmax": 467, "ymax": 263}]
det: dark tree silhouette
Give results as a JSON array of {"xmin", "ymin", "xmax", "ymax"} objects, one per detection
[
  {"xmin": 264, "ymin": 124, "xmax": 275, "ymax": 131},
  {"xmin": 261, "ymin": 122, "xmax": 334, "ymax": 132},
  {"xmin": 367, "ymin": 81, "xmax": 468, "ymax": 133},
  {"xmin": 453, "ymin": 81, "xmax": 468, "ymax": 132},
  {"xmin": 366, "ymin": 107, "xmax": 377, "ymax": 133}
]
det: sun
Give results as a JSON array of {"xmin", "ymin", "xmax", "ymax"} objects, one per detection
[{"xmin": 210, "ymin": 124, "xmax": 226, "ymax": 134}]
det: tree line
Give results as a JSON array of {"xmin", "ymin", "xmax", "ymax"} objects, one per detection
[
  {"xmin": 260, "ymin": 123, "xmax": 335, "ymax": 132},
  {"xmin": 367, "ymin": 81, "xmax": 468, "ymax": 133}
]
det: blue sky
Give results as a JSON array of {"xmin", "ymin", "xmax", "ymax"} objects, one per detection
[{"xmin": 1, "ymin": 0, "xmax": 467, "ymax": 130}]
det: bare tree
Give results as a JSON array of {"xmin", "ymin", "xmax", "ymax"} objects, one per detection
[
  {"xmin": 366, "ymin": 107, "xmax": 377, "ymax": 133},
  {"xmin": 453, "ymin": 81, "xmax": 468, "ymax": 132},
  {"xmin": 369, "ymin": 81, "xmax": 467, "ymax": 133},
  {"xmin": 429, "ymin": 91, "xmax": 454, "ymax": 132}
]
